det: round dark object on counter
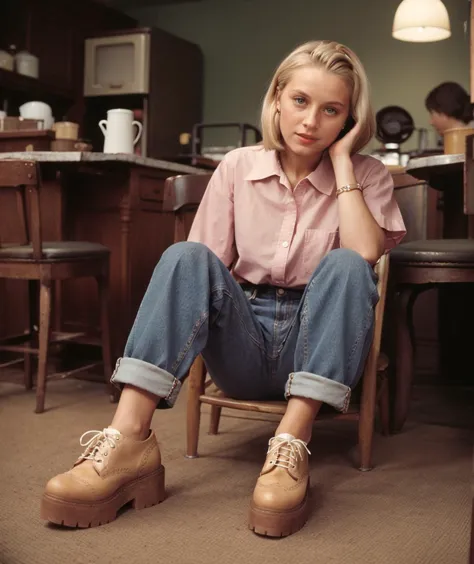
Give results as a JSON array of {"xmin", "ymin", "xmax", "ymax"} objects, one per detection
[{"xmin": 376, "ymin": 105, "xmax": 415, "ymax": 145}]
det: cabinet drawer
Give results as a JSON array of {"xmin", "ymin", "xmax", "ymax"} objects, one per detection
[{"xmin": 139, "ymin": 177, "xmax": 164, "ymax": 202}]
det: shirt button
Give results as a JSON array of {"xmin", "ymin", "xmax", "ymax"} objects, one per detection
[
  {"xmin": 282, "ymin": 241, "xmax": 289, "ymax": 248},
  {"xmin": 277, "ymin": 288, "xmax": 285, "ymax": 296}
]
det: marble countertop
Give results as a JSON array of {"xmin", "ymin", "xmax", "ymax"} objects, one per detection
[
  {"xmin": 0, "ymin": 152, "xmax": 206, "ymax": 175},
  {"xmin": 406, "ymin": 154, "xmax": 464, "ymax": 185},
  {"xmin": 407, "ymin": 153, "xmax": 464, "ymax": 171}
]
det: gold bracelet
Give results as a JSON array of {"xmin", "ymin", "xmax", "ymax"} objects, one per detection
[{"xmin": 336, "ymin": 183, "xmax": 362, "ymax": 197}]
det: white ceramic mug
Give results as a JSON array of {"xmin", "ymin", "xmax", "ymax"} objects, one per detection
[{"xmin": 99, "ymin": 109, "xmax": 143, "ymax": 154}]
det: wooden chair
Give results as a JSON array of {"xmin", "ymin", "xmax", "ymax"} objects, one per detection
[
  {"xmin": 164, "ymin": 173, "xmax": 390, "ymax": 471},
  {"xmin": 163, "ymin": 172, "xmax": 213, "ymax": 240},
  {"xmin": 0, "ymin": 160, "xmax": 113, "ymax": 413}
]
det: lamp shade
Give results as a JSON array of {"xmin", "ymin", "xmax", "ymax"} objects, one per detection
[{"xmin": 392, "ymin": 0, "xmax": 451, "ymax": 42}]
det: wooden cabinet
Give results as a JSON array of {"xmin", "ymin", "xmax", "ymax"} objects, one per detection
[
  {"xmin": 60, "ymin": 164, "xmax": 177, "ymax": 353},
  {"xmin": 0, "ymin": 0, "xmax": 136, "ymax": 118},
  {"xmin": 0, "ymin": 3, "xmax": 203, "ymax": 160},
  {"xmin": 82, "ymin": 28, "xmax": 203, "ymax": 160},
  {"xmin": 27, "ymin": 7, "xmax": 76, "ymax": 92}
]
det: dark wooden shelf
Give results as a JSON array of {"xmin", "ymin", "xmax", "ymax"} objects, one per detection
[{"xmin": 0, "ymin": 68, "xmax": 75, "ymax": 102}]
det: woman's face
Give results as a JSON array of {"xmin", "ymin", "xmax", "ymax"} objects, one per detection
[
  {"xmin": 277, "ymin": 66, "xmax": 351, "ymax": 161},
  {"xmin": 429, "ymin": 110, "xmax": 451, "ymax": 135}
]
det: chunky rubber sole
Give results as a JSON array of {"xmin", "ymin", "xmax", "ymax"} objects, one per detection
[
  {"xmin": 40, "ymin": 465, "xmax": 165, "ymax": 528},
  {"xmin": 248, "ymin": 486, "xmax": 309, "ymax": 538}
]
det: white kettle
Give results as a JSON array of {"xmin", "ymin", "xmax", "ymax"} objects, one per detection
[{"xmin": 99, "ymin": 109, "xmax": 143, "ymax": 154}]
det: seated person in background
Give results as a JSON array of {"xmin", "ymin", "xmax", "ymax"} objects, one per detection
[
  {"xmin": 425, "ymin": 81, "xmax": 474, "ymax": 136},
  {"xmin": 41, "ymin": 40, "xmax": 406, "ymax": 538}
]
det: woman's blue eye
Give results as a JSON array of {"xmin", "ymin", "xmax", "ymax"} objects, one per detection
[
  {"xmin": 326, "ymin": 108, "xmax": 337, "ymax": 115},
  {"xmin": 294, "ymin": 97, "xmax": 306, "ymax": 105}
]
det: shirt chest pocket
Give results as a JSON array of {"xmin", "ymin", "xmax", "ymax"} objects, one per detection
[{"xmin": 303, "ymin": 229, "xmax": 338, "ymax": 275}]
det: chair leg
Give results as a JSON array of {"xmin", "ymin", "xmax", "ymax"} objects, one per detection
[
  {"xmin": 96, "ymin": 270, "xmax": 117, "ymax": 403},
  {"xmin": 36, "ymin": 280, "xmax": 52, "ymax": 414},
  {"xmin": 186, "ymin": 356, "xmax": 206, "ymax": 458},
  {"xmin": 358, "ymin": 349, "xmax": 378, "ymax": 471},
  {"xmin": 377, "ymin": 370, "xmax": 390, "ymax": 436},
  {"xmin": 24, "ymin": 280, "xmax": 38, "ymax": 390},
  {"xmin": 392, "ymin": 286, "xmax": 418, "ymax": 433},
  {"xmin": 23, "ymin": 353, "xmax": 33, "ymax": 390},
  {"xmin": 208, "ymin": 406, "xmax": 222, "ymax": 435},
  {"xmin": 53, "ymin": 280, "xmax": 62, "ymax": 332}
]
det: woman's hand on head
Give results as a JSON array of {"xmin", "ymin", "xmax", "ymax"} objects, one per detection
[{"xmin": 328, "ymin": 120, "xmax": 361, "ymax": 161}]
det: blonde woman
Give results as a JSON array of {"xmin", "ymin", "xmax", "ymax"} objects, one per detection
[{"xmin": 42, "ymin": 40, "xmax": 406, "ymax": 537}]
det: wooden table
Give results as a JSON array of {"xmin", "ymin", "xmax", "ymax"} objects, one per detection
[{"xmin": 0, "ymin": 152, "xmax": 205, "ymax": 358}]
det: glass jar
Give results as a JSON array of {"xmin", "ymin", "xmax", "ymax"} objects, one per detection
[
  {"xmin": 15, "ymin": 51, "xmax": 39, "ymax": 78},
  {"xmin": 0, "ymin": 50, "xmax": 14, "ymax": 71}
]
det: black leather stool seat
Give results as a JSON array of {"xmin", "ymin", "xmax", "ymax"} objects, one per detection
[
  {"xmin": 390, "ymin": 239, "xmax": 474, "ymax": 264},
  {"xmin": 0, "ymin": 241, "xmax": 110, "ymax": 261}
]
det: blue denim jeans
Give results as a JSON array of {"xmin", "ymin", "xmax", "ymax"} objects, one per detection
[{"xmin": 111, "ymin": 242, "xmax": 379, "ymax": 412}]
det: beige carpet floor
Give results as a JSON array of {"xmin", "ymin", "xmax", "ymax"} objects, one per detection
[{"xmin": 0, "ymin": 377, "xmax": 472, "ymax": 564}]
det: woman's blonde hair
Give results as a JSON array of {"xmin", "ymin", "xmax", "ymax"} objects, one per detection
[{"xmin": 261, "ymin": 40, "xmax": 375, "ymax": 154}]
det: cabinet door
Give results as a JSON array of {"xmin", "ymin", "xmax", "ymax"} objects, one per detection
[
  {"xmin": 27, "ymin": 1, "xmax": 76, "ymax": 91},
  {"xmin": 3, "ymin": 0, "xmax": 136, "ymax": 97},
  {"xmin": 0, "ymin": 0, "xmax": 28, "ymax": 52}
]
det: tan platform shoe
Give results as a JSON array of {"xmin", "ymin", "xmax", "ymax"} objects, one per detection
[
  {"xmin": 41, "ymin": 428, "xmax": 165, "ymax": 528},
  {"xmin": 249, "ymin": 433, "xmax": 310, "ymax": 537}
]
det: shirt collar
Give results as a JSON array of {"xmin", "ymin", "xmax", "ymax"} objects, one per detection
[
  {"xmin": 244, "ymin": 149, "xmax": 334, "ymax": 196},
  {"xmin": 306, "ymin": 153, "xmax": 334, "ymax": 195},
  {"xmin": 244, "ymin": 149, "xmax": 280, "ymax": 182}
]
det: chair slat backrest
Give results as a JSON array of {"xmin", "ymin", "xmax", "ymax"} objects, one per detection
[
  {"xmin": 372, "ymin": 253, "xmax": 390, "ymax": 358},
  {"xmin": 163, "ymin": 173, "xmax": 212, "ymax": 212},
  {"xmin": 0, "ymin": 160, "xmax": 42, "ymax": 259},
  {"xmin": 163, "ymin": 173, "xmax": 212, "ymax": 243}
]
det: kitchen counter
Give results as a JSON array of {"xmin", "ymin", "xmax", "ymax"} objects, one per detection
[
  {"xmin": 0, "ymin": 152, "xmax": 205, "ymax": 356},
  {"xmin": 0, "ymin": 151, "xmax": 206, "ymax": 175}
]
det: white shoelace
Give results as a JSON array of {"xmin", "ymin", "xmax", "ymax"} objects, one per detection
[
  {"xmin": 267, "ymin": 436, "xmax": 311, "ymax": 470},
  {"xmin": 79, "ymin": 428, "xmax": 121, "ymax": 463}
]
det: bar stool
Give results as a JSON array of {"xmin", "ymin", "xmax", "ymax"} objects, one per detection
[
  {"xmin": 390, "ymin": 146, "xmax": 474, "ymax": 433},
  {"xmin": 0, "ymin": 160, "xmax": 113, "ymax": 413}
]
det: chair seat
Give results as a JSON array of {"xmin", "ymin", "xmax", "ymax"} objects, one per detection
[
  {"xmin": 200, "ymin": 353, "xmax": 389, "ymax": 415},
  {"xmin": 0, "ymin": 241, "xmax": 110, "ymax": 261},
  {"xmin": 390, "ymin": 239, "xmax": 474, "ymax": 264}
]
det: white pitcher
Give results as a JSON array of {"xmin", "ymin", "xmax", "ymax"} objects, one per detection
[{"xmin": 99, "ymin": 109, "xmax": 143, "ymax": 154}]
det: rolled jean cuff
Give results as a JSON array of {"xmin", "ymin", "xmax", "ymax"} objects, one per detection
[
  {"xmin": 285, "ymin": 371, "xmax": 351, "ymax": 412},
  {"xmin": 110, "ymin": 357, "xmax": 182, "ymax": 408}
]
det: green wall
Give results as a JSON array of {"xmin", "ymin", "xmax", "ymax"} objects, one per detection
[{"xmin": 129, "ymin": 0, "xmax": 470, "ymax": 152}]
